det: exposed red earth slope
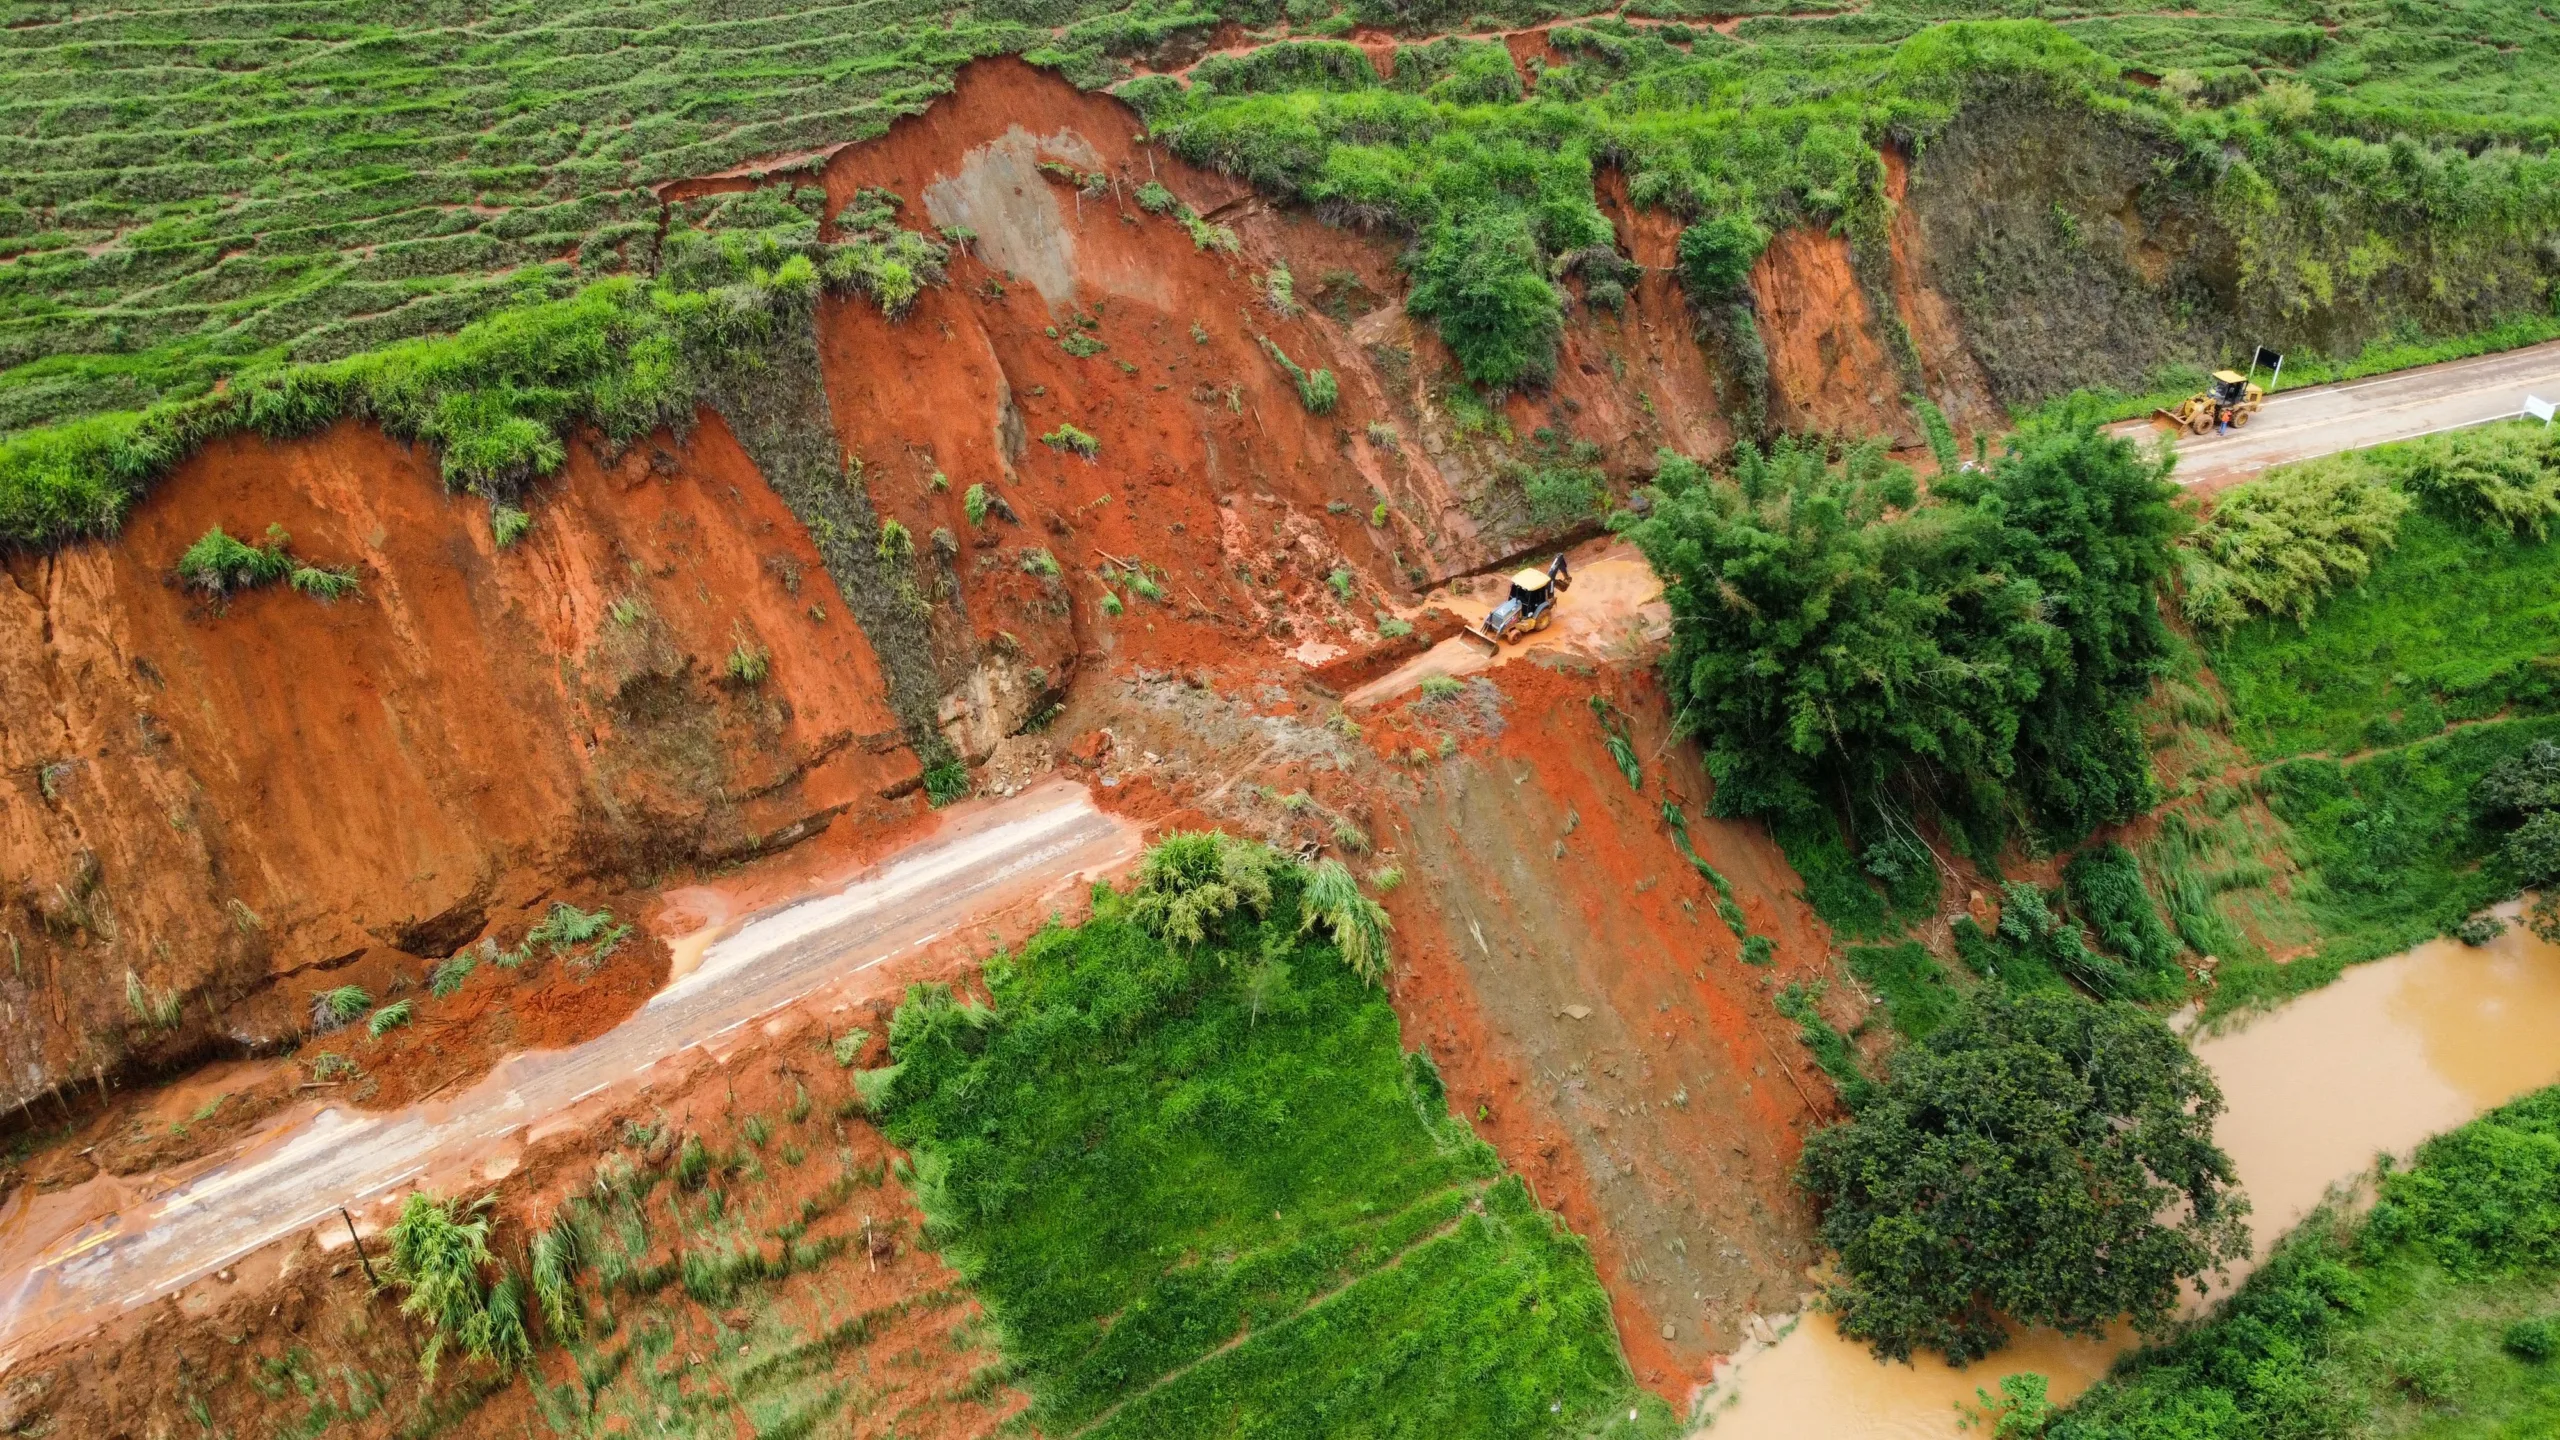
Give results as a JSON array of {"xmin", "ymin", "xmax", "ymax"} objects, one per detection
[{"xmin": 0, "ymin": 50, "xmax": 2001, "ymax": 1426}]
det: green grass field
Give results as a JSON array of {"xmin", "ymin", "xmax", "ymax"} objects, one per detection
[
  {"xmin": 2055, "ymin": 1084, "xmax": 2560, "ymax": 1440},
  {"xmin": 2, "ymin": 0, "xmax": 2555, "ymax": 451},
  {"xmin": 2212, "ymin": 505, "xmax": 2560, "ymax": 764},
  {"xmin": 865, "ymin": 871, "xmax": 1670, "ymax": 1440}
]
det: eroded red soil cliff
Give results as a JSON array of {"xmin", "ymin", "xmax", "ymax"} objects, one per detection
[{"xmin": 0, "ymin": 50, "xmax": 2010, "ymax": 1427}]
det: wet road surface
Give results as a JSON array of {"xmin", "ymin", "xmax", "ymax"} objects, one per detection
[
  {"xmin": 0, "ymin": 780, "xmax": 1138, "ymax": 1366},
  {"xmin": 2122, "ymin": 339, "xmax": 2560, "ymax": 489}
]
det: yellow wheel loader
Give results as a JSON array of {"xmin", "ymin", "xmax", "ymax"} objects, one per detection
[
  {"xmin": 2155, "ymin": 364, "xmax": 2270, "ymax": 436},
  {"xmin": 1463, "ymin": 553, "xmax": 1572, "ymax": 656}
]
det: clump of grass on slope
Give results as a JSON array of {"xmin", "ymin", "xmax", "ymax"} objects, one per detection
[
  {"xmin": 2062, "ymin": 843, "xmax": 2186, "ymax": 987},
  {"xmin": 1846, "ymin": 941, "xmax": 1964, "ymax": 1042},
  {"xmin": 863, "ymin": 842, "xmax": 1668, "ymax": 1439},
  {"xmin": 175, "ymin": 523, "xmax": 361, "ymax": 603},
  {"xmin": 524, "ymin": 902, "xmax": 628, "ymax": 959}
]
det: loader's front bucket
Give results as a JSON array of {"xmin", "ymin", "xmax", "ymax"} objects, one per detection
[{"xmin": 1461, "ymin": 624, "xmax": 1503, "ymax": 657}]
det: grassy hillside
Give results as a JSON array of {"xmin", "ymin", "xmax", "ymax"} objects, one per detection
[
  {"xmin": 862, "ymin": 849, "xmax": 1671, "ymax": 1439},
  {"xmin": 3, "ymin": 1, "xmax": 2555, "ymax": 545},
  {"xmin": 2154, "ymin": 422, "xmax": 2560, "ymax": 1008},
  {"xmin": 2216, "ymin": 504, "xmax": 2560, "ymax": 762}
]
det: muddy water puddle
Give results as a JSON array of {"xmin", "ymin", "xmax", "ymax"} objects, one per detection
[{"xmin": 1696, "ymin": 914, "xmax": 2560, "ymax": 1436}]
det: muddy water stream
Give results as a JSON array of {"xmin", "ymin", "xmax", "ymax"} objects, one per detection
[{"xmin": 1697, "ymin": 914, "xmax": 2560, "ymax": 1436}]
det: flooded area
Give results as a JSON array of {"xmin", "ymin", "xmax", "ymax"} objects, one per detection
[
  {"xmin": 0, "ymin": 781, "xmax": 1139, "ymax": 1371},
  {"xmin": 1694, "ymin": 910, "xmax": 2560, "ymax": 1436}
]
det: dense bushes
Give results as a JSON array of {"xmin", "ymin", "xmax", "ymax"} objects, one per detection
[
  {"xmin": 1676, "ymin": 212, "xmax": 1772, "ymax": 296},
  {"xmin": 1619, "ymin": 420, "xmax": 2179, "ymax": 840},
  {"xmin": 2180, "ymin": 454, "xmax": 2412, "ymax": 631},
  {"xmin": 2054, "ymin": 1085, "xmax": 2560, "ymax": 1438},
  {"xmin": 2185, "ymin": 420, "xmax": 2560, "ymax": 636},
  {"xmin": 2472, "ymin": 738, "xmax": 2560, "ymax": 938},
  {"xmin": 2402, "ymin": 421, "xmax": 2560, "ymax": 538},
  {"xmin": 1799, "ymin": 987, "xmax": 2248, "ymax": 1365},
  {"xmin": 2063, "ymin": 843, "xmax": 2185, "ymax": 981},
  {"xmin": 1402, "ymin": 212, "xmax": 1565, "ymax": 389},
  {"xmin": 1136, "ymin": 21, "xmax": 2108, "ymax": 395}
]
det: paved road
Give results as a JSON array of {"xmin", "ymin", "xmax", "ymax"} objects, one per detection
[
  {"xmin": 0, "ymin": 781, "xmax": 1138, "ymax": 1368},
  {"xmin": 2117, "ymin": 339, "xmax": 2560, "ymax": 488}
]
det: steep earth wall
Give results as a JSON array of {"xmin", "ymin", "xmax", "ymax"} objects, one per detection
[
  {"xmin": 1907, "ymin": 92, "xmax": 2560, "ymax": 407},
  {"xmin": 8, "ymin": 46, "xmax": 2476, "ymax": 1149},
  {"xmin": 0, "ymin": 58, "xmax": 1929, "ymax": 1119},
  {"xmin": 0, "ymin": 414, "xmax": 921, "ymax": 1114}
]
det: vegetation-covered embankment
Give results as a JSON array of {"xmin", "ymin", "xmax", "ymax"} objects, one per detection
[
  {"xmin": 2056, "ymin": 1082, "xmax": 2560, "ymax": 1438},
  {"xmin": 858, "ymin": 832, "xmax": 1674, "ymax": 1437},
  {"xmin": 10, "ymin": 5, "xmax": 2560, "ymax": 547}
]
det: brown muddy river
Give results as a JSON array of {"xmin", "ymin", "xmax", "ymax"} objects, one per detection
[{"xmin": 1697, "ymin": 911, "xmax": 2560, "ymax": 1437}]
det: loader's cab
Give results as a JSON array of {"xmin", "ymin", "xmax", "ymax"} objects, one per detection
[
  {"xmin": 2210, "ymin": 371, "xmax": 2250, "ymax": 408},
  {"xmin": 1505, "ymin": 567, "xmax": 1555, "ymax": 624}
]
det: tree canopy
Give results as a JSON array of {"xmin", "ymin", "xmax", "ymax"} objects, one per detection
[
  {"xmin": 1618, "ymin": 421, "xmax": 2181, "ymax": 839},
  {"xmin": 1798, "ymin": 988, "xmax": 2250, "ymax": 1364}
]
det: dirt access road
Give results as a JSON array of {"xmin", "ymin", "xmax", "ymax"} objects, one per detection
[
  {"xmin": 2124, "ymin": 338, "xmax": 2560, "ymax": 489},
  {"xmin": 0, "ymin": 781, "xmax": 1138, "ymax": 1371},
  {"xmin": 1348, "ymin": 542, "xmax": 1669, "ymax": 710}
]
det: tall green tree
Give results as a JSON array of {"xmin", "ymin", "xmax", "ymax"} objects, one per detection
[
  {"xmin": 1618, "ymin": 422, "xmax": 2179, "ymax": 838},
  {"xmin": 1799, "ymin": 989, "xmax": 2250, "ymax": 1364},
  {"xmin": 1950, "ymin": 420, "xmax": 2184, "ymax": 833}
]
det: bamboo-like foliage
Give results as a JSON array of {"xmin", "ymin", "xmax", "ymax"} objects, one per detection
[
  {"xmin": 383, "ymin": 1192, "xmax": 510, "ymax": 1381},
  {"xmin": 1125, "ymin": 831, "xmax": 1282, "ymax": 949},
  {"xmin": 1299, "ymin": 859, "xmax": 1393, "ymax": 984},
  {"xmin": 2181, "ymin": 455, "xmax": 2413, "ymax": 631}
]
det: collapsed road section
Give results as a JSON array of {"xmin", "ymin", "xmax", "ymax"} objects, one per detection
[{"xmin": 0, "ymin": 781, "xmax": 1138, "ymax": 1369}]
